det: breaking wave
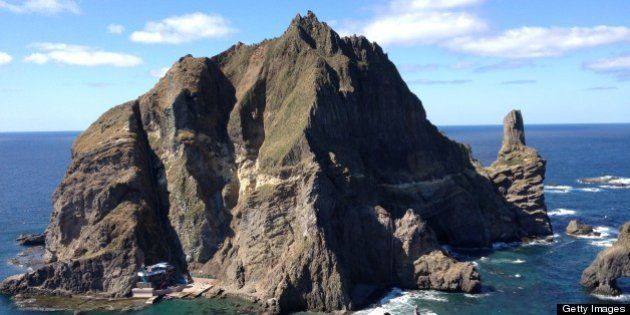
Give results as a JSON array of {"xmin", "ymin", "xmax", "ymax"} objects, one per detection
[
  {"xmin": 545, "ymin": 185, "xmax": 602, "ymax": 193},
  {"xmin": 579, "ymin": 175, "xmax": 630, "ymax": 188},
  {"xmin": 593, "ymin": 294, "xmax": 630, "ymax": 302},
  {"xmin": 548, "ymin": 208, "xmax": 577, "ymax": 216},
  {"xmin": 355, "ymin": 288, "xmax": 444, "ymax": 315},
  {"xmin": 545, "ymin": 185, "xmax": 573, "ymax": 193}
]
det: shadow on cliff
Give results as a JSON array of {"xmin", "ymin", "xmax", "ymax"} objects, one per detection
[{"xmin": 132, "ymin": 102, "xmax": 189, "ymax": 275}]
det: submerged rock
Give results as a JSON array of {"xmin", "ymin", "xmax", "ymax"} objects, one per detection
[
  {"xmin": 581, "ymin": 222, "xmax": 630, "ymax": 295},
  {"xmin": 1, "ymin": 11, "xmax": 552, "ymax": 313},
  {"xmin": 579, "ymin": 176, "xmax": 630, "ymax": 188},
  {"xmin": 485, "ymin": 110, "xmax": 553, "ymax": 240},
  {"xmin": 16, "ymin": 234, "xmax": 45, "ymax": 246},
  {"xmin": 566, "ymin": 220, "xmax": 600, "ymax": 237}
]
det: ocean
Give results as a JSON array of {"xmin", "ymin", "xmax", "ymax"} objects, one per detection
[{"xmin": 0, "ymin": 124, "xmax": 629, "ymax": 314}]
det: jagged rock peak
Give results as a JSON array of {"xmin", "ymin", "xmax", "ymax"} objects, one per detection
[
  {"xmin": 486, "ymin": 110, "xmax": 553, "ymax": 239},
  {"xmin": 501, "ymin": 110, "xmax": 526, "ymax": 153}
]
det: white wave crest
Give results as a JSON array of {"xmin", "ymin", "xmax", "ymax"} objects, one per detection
[
  {"xmin": 548, "ymin": 208, "xmax": 576, "ymax": 216},
  {"xmin": 600, "ymin": 185, "xmax": 626, "ymax": 189},
  {"xmin": 545, "ymin": 185, "xmax": 573, "ymax": 193},
  {"xmin": 580, "ymin": 175, "xmax": 630, "ymax": 188},
  {"xmin": 355, "ymin": 288, "xmax": 444, "ymax": 314},
  {"xmin": 464, "ymin": 293, "xmax": 492, "ymax": 298},
  {"xmin": 577, "ymin": 187, "xmax": 602, "ymax": 192},
  {"xmin": 590, "ymin": 238, "xmax": 617, "ymax": 247},
  {"xmin": 593, "ymin": 294, "xmax": 630, "ymax": 302}
]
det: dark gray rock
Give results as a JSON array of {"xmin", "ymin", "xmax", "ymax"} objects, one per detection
[
  {"xmin": 16, "ymin": 234, "xmax": 45, "ymax": 246},
  {"xmin": 581, "ymin": 222, "xmax": 630, "ymax": 295}
]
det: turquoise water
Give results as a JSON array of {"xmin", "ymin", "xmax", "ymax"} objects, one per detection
[{"xmin": 1, "ymin": 124, "xmax": 629, "ymax": 314}]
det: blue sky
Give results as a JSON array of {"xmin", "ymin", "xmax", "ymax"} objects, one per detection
[{"xmin": 0, "ymin": 0, "xmax": 628, "ymax": 131}]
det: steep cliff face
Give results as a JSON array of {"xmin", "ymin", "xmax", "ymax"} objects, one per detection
[
  {"xmin": 581, "ymin": 222, "xmax": 630, "ymax": 295},
  {"xmin": 485, "ymin": 110, "xmax": 553, "ymax": 239},
  {"xmin": 1, "ymin": 12, "xmax": 552, "ymax": 313}
]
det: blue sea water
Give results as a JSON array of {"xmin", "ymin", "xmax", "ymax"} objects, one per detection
[{"xmin": 1, "ymin": 124, "xmax": 629, "ymax": 314}]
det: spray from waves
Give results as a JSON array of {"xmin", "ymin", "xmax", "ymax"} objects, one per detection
[
  {"xmin": 586, "ymin": 227, "xmax": 618, "ymax": 247},
  {"xmin": 580, "ymin": 175, "xmax": 630, "ymax": 189},
  {"xmin": 578, "ymin": 187, "xmax": 602, "ymax": 192},
  {"xmin": 355, "ymin": 288, "xmax": 446, "ymax": 315},
  {"xmin": 590, "ymin": 239, "xmax": 617, "ymax": 247},
  {"xmin": 575, "ymin": 226, "xmax": 612, "ymax": 239},
  {"xmin": 548, "ymin": 208, "xmax": 576, "ymax": 216},
  {"xmin": 545, "ymin": 185, "xmax": 573, "ymax": 194},
  {"xmin": 545, "ymin": 185, "xmax": 602, "ymax": 193},
  {"xmin": 593, "ymin": 294, "xmax": 630, "ymax": 302}
]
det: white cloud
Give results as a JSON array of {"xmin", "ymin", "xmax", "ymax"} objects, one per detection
[
  {"xmin": 130, "ymin": 12, "xmax": 236, "ymax": 44},
  {"xmin": 0, "ymin": 52, "xmax": 12, "ymax": 65},
  {"xmin": 24, "ymin": 43, "xmax": 143, "ymax": 67},
  {"xmin": 339, "ymin": 0, "xmax": 486, "ymax": 46},
  {"xmin": 108, "ymin": 24, "xmax": 125, "ymax": 35},
  {"xmin": 584, "ymin": 54, "xmax": 630, "ymax": 81},
  {"xmin": 584, "ymin": 55, "xmax": 630, "ymax": 71},
  {"xmin": 0, "ymin": 0, "xmax": 79, "ymax": 14},
  {"xmin": 149, "ymin": 67, "xmax": 169, "ymax": 78},
  {"xmin": 447, "ymin": 26, "xmax": 630, "ymax": 58},
  {"xmin": 390, "ymin": 0, "xmax": 484, "ymax": 10}
]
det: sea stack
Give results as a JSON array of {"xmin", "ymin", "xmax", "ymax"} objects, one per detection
[
  {"xmin": 486, "ymin": 110, "xmax": 553, "ymax": 240},
  {"xmin": 1, "ymin": 12, "xmax": 553, "ymax": 313},
  {"xmin": 581, "ymin": 222, "xmax": 630, "ymax": 295}
]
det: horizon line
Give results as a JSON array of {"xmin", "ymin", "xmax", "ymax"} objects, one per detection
[{"xmin": 2, "ymin": 121, "xmax": 630, "ymax": 133}]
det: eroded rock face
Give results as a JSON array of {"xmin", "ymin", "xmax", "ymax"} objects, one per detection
[
  {"xmin": 1, "ymin": 12, "xmax": 552, "ymax": 312},
  {"xmin": 485, "ymin": 110, "xmax": 553, "ymax": 239},
  {"xmin": 581, "ymin": 222, "xmax": 630, "ymax": 295}
]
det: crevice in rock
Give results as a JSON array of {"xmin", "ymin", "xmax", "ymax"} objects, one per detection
[{"xmin": 131, "ymin": 101, "xmax": 188, "ymax": 273}]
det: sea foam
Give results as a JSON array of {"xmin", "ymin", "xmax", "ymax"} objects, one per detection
[{"xmin": 548, "ymin": 208, "xmax": 577, "ymax": 216}]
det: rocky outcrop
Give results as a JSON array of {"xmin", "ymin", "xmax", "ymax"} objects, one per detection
[
  {"xmin": 16, "ymin": 233, "xmax": 45, "ymax": 246},
  {"xmin": 566, "ymin": 220, "xmax": 600, "ymax": 237},
  {"xmin": 414, "ymin": 250, "xmax": 480, "ymax": 293},
  {"xmin": 1, "ymin": 12, "xmax": 552, "ymax": 313},
  {"xmin": 581, "ymin": 222, "xmax": 630, "ymax": 295},
  {"xmin": 485, "ymin": 110, "xmax": 553, "ymax": 239}
]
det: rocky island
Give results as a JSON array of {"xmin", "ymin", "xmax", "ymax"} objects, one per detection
[{"xmin": 0, "ymin": 12, "xmax": 553, "ymax": 313}]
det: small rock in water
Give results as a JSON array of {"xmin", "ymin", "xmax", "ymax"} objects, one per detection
[{"xmin": 566, "ymin": 220, "xmax": 600, "ymax": 237}]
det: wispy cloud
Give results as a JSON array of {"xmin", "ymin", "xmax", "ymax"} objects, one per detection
[
  {"xmin": 447, "ymin": 26, "xmax": 630, "ymax": 58},
  {"xmin": 339, "ymin": 0, "xmax": 486, "ymax": 46},
  {"xmin": 473, "ymin": 60, "xmax": 537, "ymax": 73},
  {"xmin": 501, "ymin": 79, "xmax": 536, "ymax": 85},
  {"xmin": 24, "ymin": 43, "xmax": 143, "ymax": 67},
  {"xmin": 400, "ymin": 63, "xmax": 441, "ymax": 72},
  {"xmin": 586, "ymin": 86, "xmax": 617, "ymax": 91},
  {"xmin": 149, "ymin": 67, "xmax": 170, "ymax": 78},
  {"xmin": 107, "ymin": 24, "xmax": 125, "ymax": 35},
  {"xmin": 0, "ymin": 52, "xmax": 12, "ymax": 65},
  {"xmin": 0, "ymin": 0, "xmax": 79, "ymax": 14},
  {"xmin": 130, "ymin": 12, "xmax": 236, "ymax": 44},
  {"xmin": 583, "ymin": 54, "xmax": 630, "ymax": 80},
  {"xmin": 408, "ymin": 79, "xmax": 471, "ymax": 85}
]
